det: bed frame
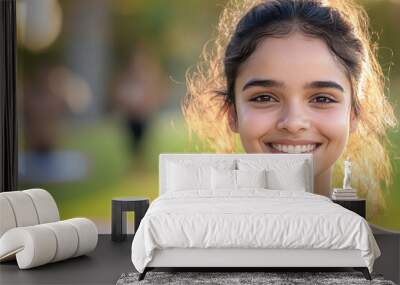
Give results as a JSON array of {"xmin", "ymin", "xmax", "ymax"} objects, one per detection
[
  {"xmin": 138, "ymin": 154, "xmax": 372, "ymax": 281},
  {"xmin": 141, "ymin": 248, "xmax": 371, "ymax": 280}
]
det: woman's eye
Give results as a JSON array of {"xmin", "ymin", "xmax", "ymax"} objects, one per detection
[
  {"xmin": 311, "ymin": 95, "xmax": 337, "ymax": 104},
  {"xmin": 250, "ymin": 95, "xmax": 277, "ymax": 103}
]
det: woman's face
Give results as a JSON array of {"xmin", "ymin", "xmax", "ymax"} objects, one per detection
[{"xmin": 229, "ymin": 32, "xmax": 358, "ymax": 177}]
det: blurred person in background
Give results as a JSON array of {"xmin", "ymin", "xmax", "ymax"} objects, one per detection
[
  {"xmin": 20, "ymin": 65, "xmax": 89, "ymax": 183},
  {"xmin": 22, "ymin": 65, "xmax": 67, "ymax": 154},
  {"xmin": 112, "ymin": 45, "xmax": 169, "ymax": 165}
]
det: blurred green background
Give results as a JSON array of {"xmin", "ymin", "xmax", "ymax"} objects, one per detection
[{"xmin": 16, "ymin": 0, "xmax": 400, "ymax": 233}]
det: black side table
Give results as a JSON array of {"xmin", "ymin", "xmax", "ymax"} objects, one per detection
[
  {"xmin": 332, "ymin": 198, "xmax": 366, "ymax": 218},
  {"xmin": 112, "ymin": 197, "xmax": 149, "ymax": 242}
]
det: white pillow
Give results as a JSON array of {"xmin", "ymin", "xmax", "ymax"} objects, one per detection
[
  {"xmin": 167, "ymin": 162, "xmax": 211, "ymax": 191},
  {"xmin": 238, "ymin": 159, "xmax": 310, "ymax": 192},
  {"xmin": 167, "ymin": 159, "xmax": 237, "ymax": 171},
  {"xmin": 236, "ymin": 169, "xmax": 267, "ymax": 189},
  {"xmin": 266, "ymin": 166, "xmax": 307, "ymax": 191},
  {"xmin": 211, "ymin": 168, "xmax": 237, "ymax": 190}
]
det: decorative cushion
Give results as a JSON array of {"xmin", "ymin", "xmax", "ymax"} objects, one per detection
[
  {"xmin": 211, "ymin": 168, "xmax": 237, "ymax": 190},
  {"xmin": 266, "ymin": 166, "xmax": 307, "ymax": 191},
  {"xmin": 238, "ymin": 159, "xmax": 309, "ymax": 191},
  {"xmin": 166, "ymin": 162, "xmax": 211, "ymax": 191},
  {"xmin": 236, "ymin": 169, "xmax": 267, "ymax": 189}
]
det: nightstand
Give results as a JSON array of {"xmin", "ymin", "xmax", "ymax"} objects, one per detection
[
  {"xmin": 332, "ymin": 198, "xmax": 366, "ymax": 218},
  {"xmin": 111, "ymin": 197, "xmax": 149, "ymax": 242}
]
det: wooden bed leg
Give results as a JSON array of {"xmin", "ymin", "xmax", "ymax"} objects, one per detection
[
  {"xmin": 138, "ymin": 268, "xmax": 148, "ymax": 281},
  {"xmin": 354, "ymin": 267, "xmax": 372, "ymax": 280}
]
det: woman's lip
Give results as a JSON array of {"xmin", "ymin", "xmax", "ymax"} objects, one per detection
[
  {"xmin": 266, "ymin": 143, "xmax": 321, "ymax": 153},
  {"xmin": 267, "ymin": 139, "xmax": 322, "ymax": 145}
]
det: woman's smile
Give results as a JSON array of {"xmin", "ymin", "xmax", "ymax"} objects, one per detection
[{"xmin": 264, "ymin": 141, "xmax": 322, "ymax": 154}]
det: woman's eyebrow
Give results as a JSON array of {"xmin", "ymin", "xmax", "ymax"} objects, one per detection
[
  {"xmin": 304, "ymin": 81, "xmax": 344, "ymax": 92},
  {"xmin": 242, "ymin": 79, "xmax": 285, "ymax": 91},
  {"xmin": 241, "ymin": 79, "xmax": 344, "ymax": 93}
]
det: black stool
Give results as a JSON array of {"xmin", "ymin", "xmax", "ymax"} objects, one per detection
[{"xmin": 111, "ymin": 197, "xmax": 149, "ymax": 242}]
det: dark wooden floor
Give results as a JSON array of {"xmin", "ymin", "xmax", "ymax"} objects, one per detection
[
  {"xmin": 0, "ymin": 235, "xmax": 134, "ymax": 285},
  {"xmin": 1, "ymin": 231, "xmax": 398, "ymax": 284}
]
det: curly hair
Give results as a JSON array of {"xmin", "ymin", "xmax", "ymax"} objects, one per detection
[{"xmin": 183, "ymin": 0, "xmax": 397, "ymax": 218}]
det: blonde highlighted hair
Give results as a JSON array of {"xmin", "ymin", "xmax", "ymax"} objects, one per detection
[{"xmin": 183, "ymin": 0, "xmax": 397, "ymax": 218}]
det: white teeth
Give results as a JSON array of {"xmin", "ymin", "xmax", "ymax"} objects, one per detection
[{"xmin": 270, "ymin": 144, "xmax": 318, "ymax": 153}]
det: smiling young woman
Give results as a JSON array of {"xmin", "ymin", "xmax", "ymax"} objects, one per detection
[
  {"xmin": 183, "ymin": 0, "xmax": 397, "ymax": 218},
  {"xmin": 229, "ymin": 32, "xmax": 356, "ymax": 198}
]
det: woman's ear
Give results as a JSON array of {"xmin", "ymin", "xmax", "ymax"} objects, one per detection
[
  {"xmin": 227, "ymin": 104, "xmax": 238, "ymax": 133},
  {"xmin": 350, "ymin": 110, "xmax": 359, "ymax": 133}
]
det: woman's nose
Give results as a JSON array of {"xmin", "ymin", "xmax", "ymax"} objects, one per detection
[{"xmin": 276, "ymin": 105, "xmax": 310, "ymax": 133}]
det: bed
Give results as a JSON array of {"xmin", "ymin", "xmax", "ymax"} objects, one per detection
[{"xmin": 131, "ymin": 153, "xmax": 380, "ymax": 281}]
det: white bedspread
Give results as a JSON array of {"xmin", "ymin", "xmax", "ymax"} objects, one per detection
[{"xmin": 131, "ymin": 189, "xmax": 380, "ymax": 273}]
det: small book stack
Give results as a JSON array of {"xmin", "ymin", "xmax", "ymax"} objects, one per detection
[{"xmin": 331, "ymin": 188, "xmax": 357, "ymax": 200}]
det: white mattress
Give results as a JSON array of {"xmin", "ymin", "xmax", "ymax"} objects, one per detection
[{"xmin": 131, "ymin": 190, "xmax": 380, "ymax": 273}]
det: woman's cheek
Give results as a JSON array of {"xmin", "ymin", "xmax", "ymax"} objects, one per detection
[
  {"xmin": 312, "ymin": 108, "xmax": 350, "ymax": 154},
  {"xmin": 313, "ymin": 108, "xmax": 349, "ymax": 134},
  {"xmin": 237, "ymin": 107, "xmax": 276, "ymax": 151}
]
